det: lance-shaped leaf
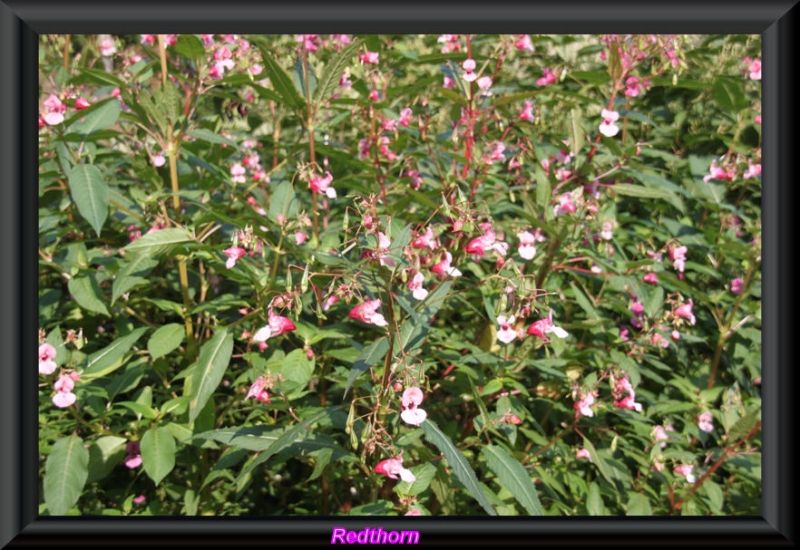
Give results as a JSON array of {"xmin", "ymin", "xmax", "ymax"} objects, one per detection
[
  {"xmin": 268, "ymin": 180, "xmax": 298, "ymax": 224},
  {"xmin": 312, "ymin": 39, "xmax": 361, "ymax": 112},
  {"xmin": 481, "ymin": 445, "xmax": 544, "ymax": 515},
  {"xmin": 258, "ymin": 47, "xmax": 305, "ymax": 110},
  {"xmin": 140, "ymin": 426, "xmax": 176, "ymax": 485},
  {"xmin": 68, "ymin": 275, "xmax": 110, "ymax": 316},
  {"xmin": 147, "ymin": 323, "xmax": 185, "ymax": 360},
  {"xmin": 111, "ymin": 254, "xmax": 159, "ymax": 305},
  {"xmin": 187, "ymin": 329, "xmax": 234, "ymax": 424},
  {"xmin": 82, "ymin": 326, "xmax": 149, "ymax": 379},
  {"xmin": 421, "ymin": 419, "xmax": 497, "ymax": 515},
  {"xmin": 43, "ymin": 434, "xmax": 89, "ymax": 515},
  {"xmin": 121, "ymin": 227, "xmax": 193, "ymax": 257},
  {"xmin": 68, "ymin": 163, "xmax": 109, "ymax": 237},
  {"xmin": 344, "ymin": 336, "xmax": 390, "ymax": 398},
  {"xmin": 68, "ymin": 98, "xmax": 120, "ymax": 135}
]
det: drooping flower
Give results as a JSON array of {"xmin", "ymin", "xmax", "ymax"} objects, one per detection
[
  {"xmin": 245, "ymin": 375, "xmax": 271, "ymax": 404},
  {"xmin": 52, "ymin": 372, "xmax": 78, "ymax": 408},
  {"xmin": 399, "ymin": 107, "xmax": 413, "ymax": 127},
  {"xmin": 310, "ymin": 171, "xmax": 337, "ymax": 199},
  {"xmin": 431, "ymin": 251, "xmax": 462, "ymax": 279},
  {"xmin": 400, "ymin": 387, "xmax": 427, "ymax": 426},
  {"xmin": 223, "ymin": 246, "xmax": 246, "ymax": 269},
  {"xmin": 465, "ymin": 228, "xmax": 508, "ymax": 257},
  {"xmin": 536, "ymin": 67, "xmax": 557, "ymax": 86},
  {"xmin": 373, "ymin": 452, "xmax": 416, "ymax": 482},
  {"xmin": 730, "ymin": 277, "xmax": 744, "ymax": 295},
  {"xmin": 674, "ymin": 299, "xmax": 696, "ymax": 325},
  {"xmin": 517, "ymin": 231, "xmax": 537, "ymax": 260},
  {"xmin": 295, "ymin": 231, "xmax": 309, "ymax": 245},
  {"xmin": 643, "ymin": 272, "xmax": 659, "ymax": 285},
  {"xmin": 652, "ymin": 425, "xmax": 669, "ymax": 448},
  {"xmin": 412, "ymin": 226, "xmax": 438, "ymax": 250},
  {"xmin": 39, "ymin": 343, "xmax": 58, "ymax": 375},
  {"xmin": 349, "ymin": 299, "xmax": 389, "ymax": 327},
  {"xmin": 703, "ymin": 159, "xmax": 734, "ymax": 183},
  {"xmin": 697, "ymin": 411, "xmax": 714, "ymax": 433},
  {"xmin": 670, "ymin": 245, "xmax": 687, "ymax": 273},
  {"xmin": 377, "ymin": 232, "xmax": 396, "ymax": 267},
  {"xmin": 518, "ymin": 100, "xmax": 535, "ymax": 123},
  {"xmin": 496, "ymin": 315, "xmax": 519, "ymax": 345},
  {"xmin": 576, "ymin": 448, "xmax": 592, "ymax": 461},
  {"xmin": 477, "ymin": 76, "xmax": 493, "ymax": 91},
  {"xmin": 74, "ymin": 97, "xmax": 91, "ymax": 110},
  {"xmin": 599, "ymin": 108, "xmax": 620, "ymax": 137},
  {"xmin": 408, "ymin": 272, "xmax": 429, "ymax": 301},
  {"xmin": 611, "ymin": 373, "xmax": 643, "ymax": 412},
  {"xmin": 42, "ymin": 94, "xmax": 67, "ymax": 126},
  {"xmin": 514, "ymin": 34, "xmax": 534, "ymax": 52},
  {"xmin": 554, "ymin": 192, "xmax": 577, "ymax": 217},
  {"xmin": 461, "ymin": 58, "xmax": 477, "ymax": 82},
  {"xmin": 124, "ymin": 441, "xmax": 142, "ymax": 469},
  {"xmin": 526, "ymin": 310, "xmax": 569, "ymax": 341},
  {"xmin": 674, "ymin": 464, "xmax": 696, "ymax": 484},
  {"xmin": 574, "ymin": 392, "xmax": 595, "ymax": 418},
  {"xmin": 359, "ymin": 51, "xmax": 380, "ymax": 64},
  {"xmin": 252, "ymin": 310, "xmax": 297, "ymax": 342},
  {"xmin": 230, "ymin": 162, "xmax": 246, "ymax": 184}
]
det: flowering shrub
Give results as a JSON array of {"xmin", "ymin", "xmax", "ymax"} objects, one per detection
[{"xmin": 38, "ymin": 33, "xmax": 761, "ymax": 517}]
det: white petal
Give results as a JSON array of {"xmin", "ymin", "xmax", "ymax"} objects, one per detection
[
  {"xmin": 370, "ymin": 314, "xmax": 389, "ymax": 327},
  {"xmin": 412, "ymin": 287, "xmax": 429, "ymax": 301},
  {"xmin": 550, "ymin": 326, "xmax": 569, "ymax": 339},
  {"xmin": 252, "ymin": 326, "xmax": 272, "ymax": 342},
  {"xmin": 401, "ymin": 408, "xmax": 427, "ymax": 426},
  {"xmin": 399, "ymin": 468, "xmax": 417, "ymax": 483}
]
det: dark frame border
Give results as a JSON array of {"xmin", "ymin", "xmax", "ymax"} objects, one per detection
[{"xmin": 2, "ymin": 1, "xmax": 795, "ymax": 546}]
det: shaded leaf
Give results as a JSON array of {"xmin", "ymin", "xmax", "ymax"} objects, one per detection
[
  {"xmin": 43, "ymin": 434, "xmax": 89, "ymax": 515},
  {"xmin": 187, "ymin": 329, "xmax": 234, "ymax": 424},
  {"xmin": 68, "ymin": 164, "xmax": 109, "ymax": 237},
  {"xmin": 481, "ymin": 445, "xmax": 544, "ymax": 515},
  {"xmin": 82, "ymin": 326, "xmax": 149, "ymax": 379},
  {"xmin": 140, "ymin": 427, "xmax": 176, "ymax": 485}
]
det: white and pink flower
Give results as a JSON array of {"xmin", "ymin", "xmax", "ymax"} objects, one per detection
[
  {"xmin": 39, "ymin": 343, "xmax": 58, "ymax": 375},
  {"xmin": 349, "ymin": 299, "xmax": 389, "ymax": 327},
  {"xmin": 599, "ymin": 108, "xmax": 620, "ymax": 137},
  {"xmin": 527, "ymin": 310, "xmax": 569, "ymax": 341},
  {"xmin": 252, "ymin": 310, "xmax": 297, "ymax": 342},
  {"xmin": 400, "ymin": 387, "xmax": 427, "ymax": 426}
]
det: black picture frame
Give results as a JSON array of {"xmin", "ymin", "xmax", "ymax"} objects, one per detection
[{"xmin": 3, "ymin": 1, "xmax": 795, "ymax": 546}]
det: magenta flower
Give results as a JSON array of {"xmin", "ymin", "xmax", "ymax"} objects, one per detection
[
  {"xmin": 697, "ymin": 411, "xmax": 714, "ymax": 433},
  {"xmin": 574, "ymin": 392, "xmax": 595, "ymax": 418},
  {"xmin": 496, "ymin": 315, "xmax": 519, "ymax": 345},
  {"xmin": 526, "ymin": 310, "xmax": 569, "ymax": 341},
  {"xmin": 223, "ymin": 246, "xmax": 246, "ymax": 269},
  {"xmin": 674, "ymin": 464, "xmax": 696, "ymax": 483},
  {"xmin": 518, "ymin": 100, "xmax": 535, "ymax": 123},
  {"xmin": 514, "ymin": 34, "xmax": 534, "ymax": 52},
  {"xmin": 245, "ymin": 375, "xmax": 271, "ymax": 404},
  {"xmin": 554, "ymin": 192, "xmax": 577, "ymax": 217},
  {"xmin": 576, "ymin": 448, "xmax": 592, "ymax": 461},
  {"xmin": 359, "ymin": 51, "xmax": 380, "ymax": 64},
  {"xmin": 39, "ymin": 343, "xmax": 58, "ymax": 375},
  {"xmin": 408, "ymin": 272, "xmax": 429, "ymax": 301},
  {"xmin": 465, "ymin": 229, "xmax": 508, "ymax": 257},
  {"xmin": 730, "ymin": 277, "xmax": 744, "ymax": 295},
  {"xmin": 294, "ymin": 231, "xmax": 309, "ymax": 246},
  {"xmin": 599, "ymin": 109, "xmax": 620, "ymax": 137},
  {"xmin": 373, "ymin": 452, "xmax": 416, "ymax": 482},
  {"xmin": 252, "ymin": 310, "xmax": 297, "ymax": 342},
  {"xmin": 310, "ymin": 171, "xmax": 337, "ymax": 199},
  {"xmin": 674, "ymin": 299, "xmax": 696, "ymax": 325},
  {"xmin": 611, "ymin": 373, "xmax": 643, "ymax": 413},
  {"xmin": 703, "ymin": 159, "xmax": 733, "ymax": 183},
  {"xmin": 349, "ymin": 299, "xmax": 389, "ymax": 327},
  {"xmin": 643, "ymin": 272, "xmax": 659, "ymax": 285},
  {"xmin": 399, "ymin": 107, "xmax": 413, "ymax": 127},
  {"xmin": 631, "ymin": 300, "xmax": 644, "ymax": 318},
  {"xmin": 743, "ymin": 162, "xmax": 761, "ymax": 179},
  {"xmin": 412, "ymin": 226, "xmax": 438, "ymax": 250},
  {"xmin": 400, "ymin": 387, "xmax": 427, "ymax": 426},
  {"xmin": 431, "ymin": 251, "xmax": 462, "ymax": 279},
  {"xmin": 743, "ymin": 57, "xmax": 761, "ymax": 80},
  {"xmin": 124, "ymin": 441, "xmax": 142, "ymax": 469},
  {"xmin": 74, "ymin": 97, "xmax": 91, "ymax": 110},
  {"xmin": 536, "ymin": 67, "xmax": 557, "ymax": 86}
]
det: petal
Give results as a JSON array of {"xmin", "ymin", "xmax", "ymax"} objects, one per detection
[
  {"xmin": 399, "ymin": 468, "xmax": 417, "ymax": 483},
  {"xmin": 401, "ymin": 408, "xmax": 427, "ymax": 426},
  {"xmin": 252, "ymin": 326, "xmax": 273, "ymax": 342}
]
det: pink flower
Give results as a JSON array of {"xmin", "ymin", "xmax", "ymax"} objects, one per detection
[
  {"xmin": 517, "ymin": 231, "xmax": 536, "ymax": 260},
  {"xmin": 462, "ymin": 58, "xmax": 477, "ymax": 82},
  {"xmin": 477, "ymin": 76, "xmax": 493, "ymax": 91},
  {"xmin": 576, "ymin": 448, "xmax": 592, "ymax": 461},
  {"xmin": 674, "ymin": 464, "xmax": 696, "ymax": 483},
  {"xmin": 703, "ymin": 159, "xmax": 733, "ymax": 183},
  {"xmin": 400, "ymin": 387, "xmax": 427, "ymax": 426},
  {"xmin": 611, "ymin": 373, "xmax": 642, "ymax": 412},
  {"xmin": 631, "ymin": 301, "xmax": 644, "ymax": 318},
  {"xmin": 443, "ymin": 76, "xmax": 455, "ymax": 89},
  {"xmin": 399, "ymin": 108, "xmax": 413, "ymax": 127},
  {"xmin": 670, "ymin": 245, "xmax": 687, "ymax": 273},
  {"xmin": 39, "ymin": 343, "xmax": 58, "ymax": 375},
  {"xmin": 349, "ymin": 299, "xmax": 389, "ymax": 327},
  {"xmin": 245, "ymin": 376, "xmax": 271, "ymax": 404},
  {"xmin": 554, "ymin": 193, "xmax": 577, "ymax": 217},
  {"xmin": 730, "ymin": 277, "xmax": 744, "ymax": 295},
  {"xmin": 514, "ymin": 34, "xmax": 534, "ymax": 52},
  {"xmin": 674, "ymin": 299, "xmax": 696, "ymax": 325},
  {"xmin": 600, "ymin": 221, "xmax": 614, "ymax": 241},
  {"xmin": 496, "ymin": 315, "xmax": 518, "ymax": 344},
  {"xmin": 518, "ymin": 100, "xmax": 535, "ymax": 123},
  {"xmin": 526, "ymin": 310, "xmax": 569, "ymax": 341},
  {"xmin": 223, "ymin": 246, "xmax": 246, "ymax": 269},
  {"xmin": 140, "ymin": 34, "xmax": 156, "ymax": 45},
  {"xmin": 536, "ymin": 67, "xmax": 557, "ymax": 86},
  {"xmin": 599, "ymin": 109, "xmax": 620, "ymax": 137},
  {"xmin": 230, "ymin": 162, "xmax": 246, "ymax": 183},
  {"xmin": 697, "ymin": 411, "xmax": 714, "ymax": 433},
  {"xmin": 124, "ymin": 441, "xmax": 142, "ymax": 469},
  {"xmin": 152, "ymin": 152, "xmax": 166, "ymax": 167},
  {"xmin": 52, "ymin": 373, "xmax": 77, "ymax": 408},
  {"xmin": 74, "ymin": 97, "xmax": 91, "ymax": 110},
  {"xmin": 643, "ymin": 272, "xmax": 659, "ymax": 285},
  {"xmin": 574, "ymin": 392, "xmax": 595, "ymax": 418},
  {"xmin": 743, "ymin": 162, "xmax": 761, "ymax": 180},
  {"xmin": 745, "ymin": 58, "xmax": 761, "ymax": 80},
  {"xmin": 377, "ymin": 232, "xmax": 396, "ymax": 267},
  {"xmin": 132, "ymin": 495, "xmax": 146, "ymax": 505},
  {"xmin": 252, "ymin": 310, "xmax": 297, "ymax": 342},
  {"xmin": 431, "ymin": 251, "xmax": 462, "ymax": 279},
  {"xmin": 359, "ymin": 51, "xmax": 380, "ymax": 64},
  {"xmin": 374, "ymin": 452, "xmax": 416, "ymax": 482},
  {"xmin": 310, "ymin": 171, "xmax": 337, "ymax": 199},
  {"xmin": 465, "ymin": 229, "xmax": 508, "ymax": 257},
  {"xmin": 408, "ymin": 272, "xmax": 429, "ymax": 301},
  {"xmin": 405, "ymin": 509, "xmax": 423, "ymax": 516},
  {"xmin": 484, "ymin": 141, "xmax": 507, "ymax": 164},
  {"xmin": 412, "ymin": 226, "xmax": 438, "ymax": 250},
  {"xmin": 99, "ymin": 37, "xmax": 116, "ymax": 56},
  {"xmin": 295, "ymin": 231, "xmax": 309, "ymax": 246},
  {"xmin": 652, "ymin": 425, "xmax": 669, "ymax": 448},
  {"xmin": 42, "ymin": 94, "xmax": 66, "ymax": 126}
]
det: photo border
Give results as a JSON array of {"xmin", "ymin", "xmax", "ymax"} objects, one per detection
[{"xmin": 3, "ymin": 1, "xmax": 795, "ymax": 546}]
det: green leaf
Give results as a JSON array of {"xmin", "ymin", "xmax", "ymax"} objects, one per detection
[
  {"xmin": 147, "ymin": 323, "xmax": 185, "ymax": 359},
  {"xmin": 626, "ymin": 492, "xmax": 653, "ymax": 515},
  {"xmin": 611, "ymin": 183, "xmax": 684, "ymax": 213},
  {"xmin": 421, "ymin": 419, "xmax": 497, "ymax": 515},
  {"xmin": 236, "ymin": 406, "xmax": 340, "ymax": 482},
  {"xmin": 293, "ymin": 55, "xmax": 317, "ymax": 99},
  {"xmin": 111, "ymin": 254, "xmax": 159, "ymax": 305},
  {"xmin": 645, "ymin": 285, "xmax": 664, "ymax": 318},
  {"xmin": 68, "ymin": 163, "xmax": 109, "ymax": 237},
  {"xmin": 581, "ymin": 436, "xmax": 617, "ymax": 489},
  {"xmin": 82, "ymin": 326, "xmax": 149, "ymax": 379},
  {"xmin": 140, "ymin": 427, "xmax": 176, "ymax": 485},
  {"xmin": 344, "ymin": 337, "xmax": 390, "ymax": 398},
  {"xmin": 268, "ymin": 181, "xmax": 299, "ymax": 223},
  {"xmin": 481, "ymin": 445, "xmax": 544, "ymax": 515},
  {"xmin": 72, "ymin": 67, "xmax": 126, "ymax": 88},
  {"xmin": 187, "ymin": 128, "xmax": 240, "ymax": 149},
  {"xmin": 313, "ymin": 39, "xmax": 362, "ymax": 110},
  {"xmin": 535, "ymin": 164, "xmax": 551, "ymax": 209},
  {"xmin": 437, "ymin": 86, "xmax": 468, "ymax": 106},
  {"xmin": 68, "ymin": 98, "xmax": 120, "ymax": 135},
  {"xmin": 67, "ymin": 275, "xmax": 110, "ymax": 316},
  {"xmin": 187, "ymin": 329, "xmax": 234, "ymax": 424},
  {"xmin": 121, "ymin": 227, "xmax": 193, "ymax": 257},
  {"xmin": 569, "ymin": 282, "xmax": 597, "ymax": 319},
  {"xmin": 174, "ymin": 34, "xmax": 205, "ymax": 60},
  {"xmin": 569, "ymin": 107, "xmax": 585, "ymax": 160},
  {"xmin": 586, "ymin": 481, "xmax": 605, "ymax": 515},
  {"xmin": 258, "ymin": 47, "xmax": 305, "ymax": 110},
  {"xmin": 86, "ymin": 436, "xmax": 127, "ymax": 484},
  {"xmin": 727, "ymin": 407, "xmax": 760, "ymax": 444},
  {"xmin": 713, "ymin": 75, "xmax": 749, "ymax": 114},
  {"xmin": 395, "ymin": 462, "xmax": 437, "ymax": 497},
  {"xmin": 43, "ymin": 434, "xmax": 89, "ymax": 515}
]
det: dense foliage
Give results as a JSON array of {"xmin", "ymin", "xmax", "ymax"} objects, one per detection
[{"xmin": 38, "ymin": 33, "xmax": 762, "ymax": 517}]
